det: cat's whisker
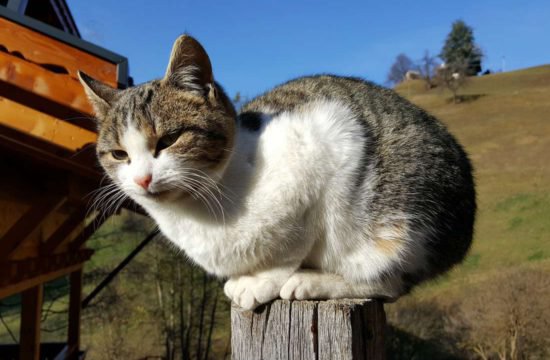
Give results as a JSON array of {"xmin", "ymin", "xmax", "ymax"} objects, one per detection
[
  {"xmin": 183, "ymin": 173, "xmax": 233, "ymax": 206},
  {"xmin": 88, "ymin": 187, "xmax": 118, "ymax": 216},
  {"xmin": 174, "ymin": 181, "xmax": 220, "ymax": 223},
  {"xmin": 178, "ymin": 178, "xmax": 221, "ymax": 219},
  {"xmin": 88, "ymin": 182, "xmax": 128, "ymax": 223},
  {"xmin": 175, "ymin": 177, "xmax": 226, "ymax": 225},
  {"xmin": 185, "ymin": 168, "xmax": 235, "ymax": 204},
  {"xmin": 183, "ymin": 173, "xmax": 227, "ymax": 210},
  {"xmin": 102, "ymin": 190, "xmax": 128, "ymax": 219}
]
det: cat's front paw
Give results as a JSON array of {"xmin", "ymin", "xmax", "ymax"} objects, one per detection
[
  {"xmin": 224, "ymin": 276, "xmax": 280, "ymax": 310},
  {"xmin": 280, "ymin": 272, "xmax": 321, "ymax": 300},
  {"xmin": 280, "ymin": 272, "xmax": 343, "ymax": 300}
]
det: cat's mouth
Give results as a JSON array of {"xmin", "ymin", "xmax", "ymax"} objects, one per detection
[
  {"xmin": 144, "ymin": 189, "xmax": 172, "ymax": 200},
  {"xmin": 144, "ymin": 188, "xmax": 191, "ymax": 201}
]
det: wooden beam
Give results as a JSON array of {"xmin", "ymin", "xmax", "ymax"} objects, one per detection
[
  {"xmin": 19, "ymin": 284, "xmax": 43, "ymax": 360},
  {"xmin": 0, "ymin": 196, "xmax": 66, "ymax": 261},
  {"xmin": 0, "ymin": 126, "xmax": 101, "ymax": 180},
  {"xmin": 231, "ymin": 299, "xmax": 386, "ymax": 360},
  {"xmin": 0, "ymin": 17, "xmax": 118, "ymax": 87},
  {"xmin": 40, "ymin": 207, "xmax": 87, "ymax": 255},
  {"xmin": 0, "ymin": 96, "xmax": 97, "ymax": 152},
  {"xmin": 0, "ymin": 250, "xmax": 91, "ymax": 299},
  {"xmin": 67, "ymin": 269, "xmax": 82, "ymax": 360},
  {"xmin": 68, "ymin": 212, "xmax": 111, "ymax": 252}
]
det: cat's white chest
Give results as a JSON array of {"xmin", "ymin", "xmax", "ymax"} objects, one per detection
[{"xmin": 139, "ymin": 100, "xmax": 367, "ymax": 278}]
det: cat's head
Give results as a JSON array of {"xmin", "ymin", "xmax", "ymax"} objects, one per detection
[{"xmin": 79, "ymin": 35, "xmax": 236, "ymax": 204}]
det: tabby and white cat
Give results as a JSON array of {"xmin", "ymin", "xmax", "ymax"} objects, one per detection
[{"xmin": 79, "ymin": 35, "xmax": 475, "ymax": 310}]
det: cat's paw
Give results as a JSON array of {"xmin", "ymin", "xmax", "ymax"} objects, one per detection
[
  {"xmin": 280, "ymin": 272, "xmax": 327, "ymax": 300},
  {"xmin": 280, "ymin": 272, "xmax": 347, "ymax": 300},
  {"xmin": 224, "ymin": 276, "xmax": 280, "ymax": 310}
]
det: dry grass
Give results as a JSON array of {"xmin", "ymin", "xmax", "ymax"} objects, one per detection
[{"xmin": 394, "ymin": 65, "xmax": 550, "ymax": 297}]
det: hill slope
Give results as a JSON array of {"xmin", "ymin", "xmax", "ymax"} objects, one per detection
[{"xmin": 394, "ymin": 65, "xmax": 550, "ymax": 296}]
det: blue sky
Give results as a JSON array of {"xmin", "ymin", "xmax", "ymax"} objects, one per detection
[{"xmin": 68, "ymin": 0, "xmax": 549, "ymax": 99}]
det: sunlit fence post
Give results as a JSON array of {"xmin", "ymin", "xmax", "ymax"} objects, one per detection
[{"xmin": 231, "ymin": 299, "xmax": 386, "ymax": 360}]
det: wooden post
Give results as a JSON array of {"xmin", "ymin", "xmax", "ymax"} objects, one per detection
[
  {"xmin": 19, "ymin": 284, "xmax": 44, "ymax": 360},
  {"xmin": 67, "ymin": 269, "xmax": 83, "ymax": 360},
  {"xmin": 231, "ymin": 299, "xmax": 386, "ymax": 360}
]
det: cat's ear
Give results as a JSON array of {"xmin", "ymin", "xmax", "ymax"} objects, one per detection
[
  {"xmin": 164, "ymin": 35, "xmax": 214, "ymax": 94},
  {"xmin": 78, "ymin": 71, "xmax": 119, "ymax": 119}
]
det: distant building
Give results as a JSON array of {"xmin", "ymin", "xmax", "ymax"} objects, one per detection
[{"xmin": 405, "ymin": 70, "xmax": 421, "ymax": 81}]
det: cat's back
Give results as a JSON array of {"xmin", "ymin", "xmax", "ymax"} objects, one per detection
[
  {"xmin": 241, "ymin": 75, "xmax": 447, "ymax": 141},
  {"xmin": 242, "ymin": 74, "xmax": 415, "ymax": 116},
  {"xmin": 241, "ymin": 74, "xmax": 461, "ymax": 156},
  {"xmin": 242, "ymin": 75, "xmax": 390, "ymax": 115}
]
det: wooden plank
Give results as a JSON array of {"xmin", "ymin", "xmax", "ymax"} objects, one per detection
[
  {"xmin": 0, "ymin": 249, "xmax": 93, "ymax": 286},
  {"xmin": 0, "ymin": 17, "xmax": 118, "ymax": 87},
  {"xmin": 0, "ymin": 127, "xmax": 101, "ymax": 180},
  {"xmin": 264, "ymin": 301, "xmax": 292, "ymax": 360},
  {"xmin": 68, "ymin": 213, "xmax": 109, "ymax": 252},
  {"xmin": 19, "ymin": 284, "xmax": 43, "ymax": 360},
  {"xmin": 40, "ymin": 207, "xmax": 87, "ymax": 254},
  {"xmin": 0, "ymin": 51, "xmax": 93, "ymax": 114},
  {"xmin": 231, "ymin": 299, "xmax": 386, "ymax": 360},
  {"xmin": 317, "ymin": 300, "xmax": 386, "ymax": 360},
  {"xmin": 0, "ymin": 261, "xmax": 86, "ymax": 300},
  {"xmin": 290, "ymin": 301, "xmax": 318, "ymax": 359},
  {"xmin": 67, "ymin": 269, "xmax": 82, "ymax": 360},
  {"xmin": 0, "ymin": 196, "xmax": 66, "ymax": 261},
  {"xmin": 0, "ymin": 96, "xmax": 97, "ymax": 151}
]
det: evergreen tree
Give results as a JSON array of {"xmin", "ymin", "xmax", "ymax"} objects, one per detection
[{"xmin": 440, "ymin": 20, "xmax": 483, "ymax": 76}]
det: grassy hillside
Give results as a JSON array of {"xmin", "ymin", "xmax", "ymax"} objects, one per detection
[
  {"xmin": 386, "ymin": 66, "xmax": 550, "ymax": 358},
  {"xmin": 394, "ymin": 65, "xmax": 550, "ymax": 296}
]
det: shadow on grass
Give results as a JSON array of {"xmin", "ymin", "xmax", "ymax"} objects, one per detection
[
  {"xmin": 446, "ymin": 94, "xmax": 486, "ymax": 104},
  {"xmin": 386, "ymin": 325, "xmax": 464, "ymax": 360}
]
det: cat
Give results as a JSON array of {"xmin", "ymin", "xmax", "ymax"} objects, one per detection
[{"xmin": 79, "ymin": 35, "xmax": 476, "ymax": 310}]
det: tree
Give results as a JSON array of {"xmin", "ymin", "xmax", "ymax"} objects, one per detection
[
  {"xmin": 418, "ymin": 50, "xmax": 439, "ymax": 89},
  {"xmin": 437, "ymin": 60, "xmax": 469, "ymax": 103},
  {"xmin": 387, "ymin": 53, "xmax": 416, "ymax": 85},
  {"xmin": 440, "ymin": 20, "xmax": 483, "ymax": 76}
]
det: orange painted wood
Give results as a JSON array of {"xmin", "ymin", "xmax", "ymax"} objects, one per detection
[
  {"xmin": 0, "ymin": 17, "xmax": 118, "ymax": 87},
  {"xmin": 0, "ymin": 96, "xmax": 97, "ymax": 151},
  {"xmin": 67, "ymin": 269, "xmax": 83, "ymax": 360},
  {"xmin": 0, "ymin": 51, "xmax": 93, "ymax": 114},
  {"xmin": 19, "ymin": 284, "xmax": 43, "ymax": 360}
]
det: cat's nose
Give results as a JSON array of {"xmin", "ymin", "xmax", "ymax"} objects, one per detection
[{"xmin": 134, "ymin": 174, "xmax": 152, "ymax": 190}]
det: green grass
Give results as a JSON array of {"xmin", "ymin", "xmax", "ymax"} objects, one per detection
[{"xmin": 527, "ymin": 250, "xmax": 546, "ymax": 262}]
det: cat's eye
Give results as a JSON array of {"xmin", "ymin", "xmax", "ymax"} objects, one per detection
[
  {"xmin": 156, "ymin": 132, "xmax": 180, "ymax": 154},
  {"xmin": 111, "ymin": 150, "xmax": 129, "ymax": 161}
]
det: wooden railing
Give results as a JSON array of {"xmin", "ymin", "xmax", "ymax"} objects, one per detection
[{"xmin": 0, "ymin": 7, "xmax": 127, "ymax": 154}]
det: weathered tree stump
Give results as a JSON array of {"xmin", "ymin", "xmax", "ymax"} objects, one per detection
[{"xmin": 231, "ymin": 299, "xmax": 386, "ymax": 360}]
